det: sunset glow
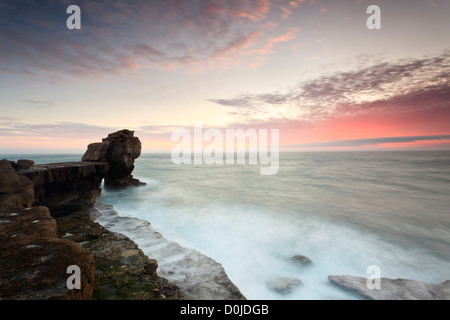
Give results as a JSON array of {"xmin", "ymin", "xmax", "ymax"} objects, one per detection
[{"xmin": 0, "ymin": 0, "xmax": 449, "ymax": 153}]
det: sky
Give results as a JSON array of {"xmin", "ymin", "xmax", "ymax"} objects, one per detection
[{"xmin": 0, "ymin": 0, "xmax": 449, "ymax": 153}]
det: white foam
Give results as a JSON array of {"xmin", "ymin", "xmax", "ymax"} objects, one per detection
[
  {"xmin": 97, "ymin": 152, "xmax": 450, "ymax": 300},
  {"xmin": 99, "ymin": 196, "xmax": 450, "ymax": 300},
  {"xmin": 93, "ymin": 202, "xmax": 245, "ymax": 300}
]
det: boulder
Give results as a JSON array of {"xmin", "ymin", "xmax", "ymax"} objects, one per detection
[
  {"xmin": 266, "ymin": 277, "xmax": 302, "ymax": 295},
  {"xmin": 0, "ymin": 204, "xmax": 95, "ymax": 300},
  {"xmin": 0, "ymin": 237, "xmax": 95, "ymax": 300},
  {"xmin": 0, "ymin": 205, "xmax": 57, "ymax": 240},
  {"xmin": 288, "ymin": 255, "xmax": 312, "ymax": 266},
  {"xmin": 82, "ymin": 142, "xmax": 110, "ymax": 162},
  {"xmin": 82, "ymin": 129, "xmax": 145, "ymax": 188},
  {"xmin": 328, "ymin": 275, "xmax": 450, "ymax": 300},
  {"xmin": 0, "ymin": 159, "xmax": 35, "ymax": 207},
  {"xmin": 17, "ymin": 159, "xmax": 35, "ymax": 170}
]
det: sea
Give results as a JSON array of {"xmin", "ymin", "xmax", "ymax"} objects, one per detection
[{"xmin": 5, "ymin": 151, "xmax": 450, "ymax": 300}]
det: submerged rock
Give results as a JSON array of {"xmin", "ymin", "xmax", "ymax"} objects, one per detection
[
  {"xmin": 266, "ymin": 277, "xmax": 302, "ymax": 295},
  {"xmin": 82, "ymin": 129, "xmax": 145, "ymax": 188},
  {"xmin": 288, "ymin": 255, "xmax": 312, "ymax": 266},
  {"xmin": 328, "ymin": 275, "xmax": 450, "ymax": 300}
]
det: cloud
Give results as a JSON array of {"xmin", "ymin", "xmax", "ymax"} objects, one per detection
[
  {"xmin": 0, "ymin": 116, "xmax": 19, "ymax": 122},
  {"xmin": 0, "ymin": 120, "xmax": 119, "ymax": 139},
  {"xmin": 210, "ymin": 51, "xmax": 450, "ymax": 123},
  {"xmin": 285, "ymin": 135, "xmax": 450, "ymax": 148},
  {"xmin": 23, "ymin": 100, "xmax": 53, "ymax": 108},
  {"xmin": 0, "ymin": 0, "xmax": 304, "ymax": 79}
]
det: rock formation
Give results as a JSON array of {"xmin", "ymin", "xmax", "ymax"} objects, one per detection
[
  {"xmin": 18, "ymin": 161, "xmax": 109, "ymax": 218},
  {"xmin": 328, "ymin": 275, "xmax": 450, "ymax": 300},
  {"xmin": 0, "ymin": 204, "xmax": 95, "ymax": 300},
  {"xmin": 266, "ymin": 277, "xmax": 302, "ymax": 295},
  {"xmin": 0, "ymin": 163, "xmax": 96, "ymax": 300},
  {"xmin": 0, "ymin": 159, "xmax": 35, "ymax": 208},
  {"xmin": 288, "ymin": 255, "xmax": 312, "ymax": 267},
  {"xmin": 82, "ymin": 129, "xmax": 145, "ymax": 188},
  {"xmin": 94, "ymin": 202, "xmax": 246, "ymax": 300},
  {"xmin": 57, "ymin": 208, "xmax": 183, "ymax": 300},
  {"xmin": 0, "ymin": 137, "xmax": 181, "ymax": 300}
]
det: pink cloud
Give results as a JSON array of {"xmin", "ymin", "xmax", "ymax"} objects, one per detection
[
  {"xmin": 1, "ymin": 0, "xmax": 307, "ymax": 80},
  {"xmin": 250, "ymin": 27, "xmax": 300, "ymax": 55},
  {"xmin": 280, "ymin": 6, "xmax": 293, "ymax": 19}
]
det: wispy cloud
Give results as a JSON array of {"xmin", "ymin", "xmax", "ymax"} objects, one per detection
[
  {"xmin": 0, "ymin": 0, "xmax": 304, "ymax": 79},
  {"xmin": 0, "ymin": 120, "xmax": 118, "ymax": 139},
  {"xmin": 0, "ymin": 116, "xmax": 18, "ymax": 122},
  {"xmin": 0, "ymin": 120, "xmax": 182, "ymax": 146},
  {"xmin": 210, "ymin": 51, "xmax": 450, "ymax": 123},
  {"xmin": 23, "ymin": 100, "xmax": 53, "ymax": 108}
]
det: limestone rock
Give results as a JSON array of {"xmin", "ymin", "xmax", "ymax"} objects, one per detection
[
  {"xmin": 94, "ymin": 202, "xmax": 245, "ymax": 300},
  {"xmin": 288, "ymin": 255, "xmax": 312, "ymax": 266},
  {"xmin": 0, "ymin": 204, "xmax": 57, "ymax": 240},
  {"xmin": 57, "ymin": 211, "xmax": 105, "ymax": 243},
  {"xmin": 19, "ymin": 161, "xmax": 109, "ymax": 218},
  {"xmin": 57, "ymin": 208, "xmax": 183, "ymax": 300},
  {"xmin": 84, "ymin": 228, "xmax": 183, "ymax": 300},
  {"xmin": 0, "ymin": 159, "xmax": 35, "ymax": 207},
  {"xmin": 82, "ymin": 129, "xmax": 145, "ymax": 188},
  {"xmin": 144, "ymin": 259, "xmax": 159, "ymax": 277},
  {"xmin": 0, "ymin": 193, "xmax": 28, "ymax": 208},
  {"xmin": 17, "ymin": 159, "xmax": 35, "ymax": 170},
  {"xmin": 0, "ymin": 204, "xmax": 95, "ymax": 300},
  {"xmin": 82, "ymin": 142, "xmax": 111, "ymax": 162},
  {"xmin": 266, "ymin": 277, "xmax": 302, "ymax": 295},
  {"xmin": 0, "ymin": 237, "xmax": 95, "ymax": 300},
  {"xmin": 328, "ymin": 275, "xmax": 450, "ymax": 300},
  {"xmin": 0, "ymin": 155, "xmax": 181, "ymax": 301}
]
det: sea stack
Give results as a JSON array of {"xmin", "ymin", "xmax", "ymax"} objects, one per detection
[{"xmin": 82, "ymin": 129, "xmax": 145, "ymax": 189}]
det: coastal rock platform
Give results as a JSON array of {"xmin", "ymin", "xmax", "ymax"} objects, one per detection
[
  {"xmin": 18, "ymin": 161, "xmax": 109, "ymax": 218},
  {"xmin": 94, "ymin": 202, "xmax": 246, "ymax": 300},
  {"xmin": 57, "ymin": 209, "xmax": 183, "ymax": 300}
]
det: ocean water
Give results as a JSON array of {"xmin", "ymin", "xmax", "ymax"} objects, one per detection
[{"xmin": 5, "ymin": 151, "xmax": 450, "ymax": 299}]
